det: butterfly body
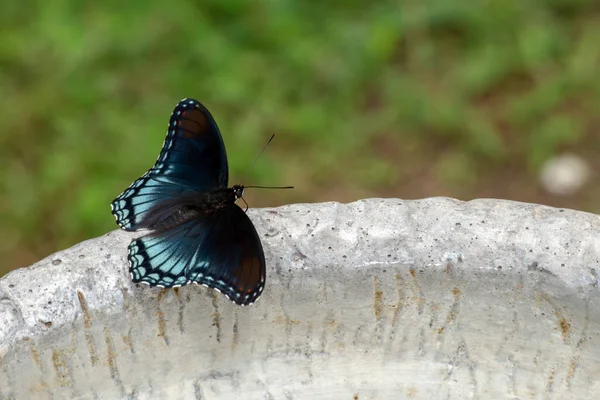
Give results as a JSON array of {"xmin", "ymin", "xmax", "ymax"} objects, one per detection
[
  {"xmin": 111, "ymin": 99, "xmax": 265, "ymax": 306},
  {"xmin": 138, "ymin": 185, "xmax": 244, "ymax": 232}
]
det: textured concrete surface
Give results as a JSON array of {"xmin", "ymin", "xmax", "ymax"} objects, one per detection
[{"xmin": 1, "ymin": 198, "xmax": 600, "ymax": 399}]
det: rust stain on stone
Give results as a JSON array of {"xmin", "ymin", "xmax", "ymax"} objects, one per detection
[
  {"xmin": 446, "ymin": 288, "xmax": 461, "ymax": 324},
  {"xmin": 372, "ymin": 276, "xmax": 383, "ymax": 320},
  {"xmin": 174, "ymin": 287, "xmax": 185, "ymax": 334},
  {"xmin": 209, "ymin": 291, "xmax": 222, "ymax": 343},
  {"xmin": 27, "ymin": 339, "xmax": 41, "ymax": 368},
  {"xmin": 567, "ymin": 358, "xmax": 577, "ymax": 385},
  {"xmin": 76, "ymin": 290, "xmax": 98, "ymax": 366},
  {"xmin": 157, "ymin": 288, "xmax": 167, "ymax": 303},
  {"xmin": 104, "ymin": 328, "xmax": 124, "ymax": 391},
  {"xmin": 542, "ymin": 293, "xmax": 571, "ymax": 343},
  {"xmin": 272, "ymin": 314, "xmax": 300, "ymax": 326},
  {"xmin": 77, "ymin": 290, "xmax": 92, "ymax": 328},
  {"xmin": 232, "ymin": 312, "xmax": 239, "ymax": 350},
  {"xmin": 157, "ymin": 290, "xmax": 169, "ymax": 345},
  {"xmin": 559, "ymin": 317, "xmax": 571, "ymax": 342},
  {"xmin": 546, "ymin": 367, "xmax": 556, "ymax": 392},
  {"xmin": 408, "ymin": 268, "xmax": 425, "ymax": 314},
  {"xmin": 391, "ymin": 274, "xmax": 405, "ymax": 327},
  {"xmin": 122, "ymin": 335, "xmax": 134, "ymax": 354},
  {"xmin": 28, "ymin": 381, "xmax": 51, "ymax": 394},
  {"xmin": 51, "ymin": 350, "xmax": 71, "ymax": 387}
]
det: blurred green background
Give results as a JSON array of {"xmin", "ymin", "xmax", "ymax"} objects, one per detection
[{"xmin": 2, "ymin": 0, "xmax": 600, "ymax": 276}]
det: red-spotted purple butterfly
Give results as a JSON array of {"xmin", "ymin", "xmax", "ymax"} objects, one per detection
[{"xmin": 111, "ymin": 98, "xmax": 286, "ymax": 305}]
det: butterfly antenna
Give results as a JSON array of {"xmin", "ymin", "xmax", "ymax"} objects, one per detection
[
  {"xmin": 239, "ymin": 134, "xmax": 294, "ymax": 191},
  {"xmin": 240, "ymin": 134, "xmax": 276, "ymax": 186},
  {"xmin": 244, "ymin": 185, "xmax": 294, "ymax": 189}
]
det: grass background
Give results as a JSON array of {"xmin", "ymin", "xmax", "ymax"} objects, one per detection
[{"xmin": 2, "ymin": 0, "xmax": 600, "ymax": 276}]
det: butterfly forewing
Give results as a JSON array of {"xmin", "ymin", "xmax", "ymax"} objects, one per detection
[
  {"xmin": 154, "ymin": 105, "xmax": 228, "ymax": 187},
  {"xmin": 111, "ymin": 99, "xmax": 229, "ymax": 231}
]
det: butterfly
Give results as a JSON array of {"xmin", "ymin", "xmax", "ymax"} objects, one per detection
[{"xmin": 111, "ymin": 98, "xmax": 267, "ymax": 306}]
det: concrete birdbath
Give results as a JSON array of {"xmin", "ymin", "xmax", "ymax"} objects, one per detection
[{"xmin": 1, "ymin": 198, "xmax": 599, "ymax": 399}]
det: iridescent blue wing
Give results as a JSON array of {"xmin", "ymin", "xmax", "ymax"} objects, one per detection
[
  {"xmin": 111, "ymin": 98, "xmax": 229, "ymax": 231},
  {"xmin": 128, "ymin": 204, "xmax": 266, "ymax": 306}
]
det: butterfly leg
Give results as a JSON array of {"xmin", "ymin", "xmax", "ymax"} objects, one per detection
[{"xmin": 240, "ymin": 196, "xmax": 249, "ymax": 212}]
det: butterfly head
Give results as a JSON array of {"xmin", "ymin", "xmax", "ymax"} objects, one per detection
[{"xmin": 232, "ymin": 184, "xmax": 245, "ymax": 200}]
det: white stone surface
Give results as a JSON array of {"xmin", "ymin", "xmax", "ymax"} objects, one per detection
[{"xmin": 1, "ymin": 198, "xmax": 600, "ymax": 400}]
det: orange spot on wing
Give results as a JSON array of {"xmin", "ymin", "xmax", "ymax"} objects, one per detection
[{"xmin": 179, "ymin": 109, "xmax": 208, "ymax": 138}]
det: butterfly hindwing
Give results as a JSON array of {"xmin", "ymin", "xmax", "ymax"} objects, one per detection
[
  {"xmin": 187, "ymin": 204, "xmax": 266, "ymax": 305},
  {"xmin": 111, "ymin": 98, "xmax": 229, "ymax": 231},
  {"xmin": 128, "ymin": 203, "xmax": 266, "ymax": 306}
]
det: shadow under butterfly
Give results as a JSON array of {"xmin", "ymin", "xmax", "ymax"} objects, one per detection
[{"xmin": 110, "ymin": 98, "xmax": 291, "ymax": 306}]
